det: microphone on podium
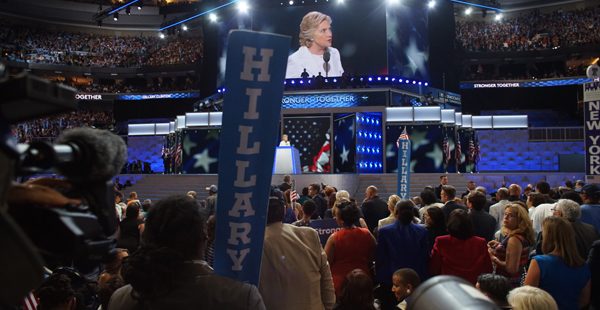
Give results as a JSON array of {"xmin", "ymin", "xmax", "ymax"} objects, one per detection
[{"xmin": 323, "ymin": 49, "xmax": 331, "ymax": 78}]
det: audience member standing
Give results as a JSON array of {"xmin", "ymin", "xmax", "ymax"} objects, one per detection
[
  {"xmin": 334, "ymin": 269, "xmax": 378, "ymax": 310},
  {"xmin": 376, "ymin": 200, "xmax": 429, "ymax": 310},
  {"xmin": 434, "ymin": 175, "xmax": 448, "ymax": 200},
  {"xmin": 467, "ymin": 191, "xmax": 497, "ymax": 241},
  {"xmin": 489, "ymin": 187, "xmax": 510, "ymax": 231},
  {"xmin": 378, "ymin": 194, "xmax": 401, "ymax": 229},
  {"xmin": 588, "ymin": 240, "xmax": 600, "ymax": 309},
  {"xmin": 309, "ymin": 183, "xmax": 328, "ymax": 219},
  {"xmin": 440, "ymin": 185, "xmax": 466, "ymax": 221},
  {"xmin": 391, "ymin": 268, "xmax": 421, "ymax": 310},
  {"xmin": 552, "ymin": 199, "xmax": 599, "ymax": 260},
  {"xmin": 116, "ymin": 202, "xmax": 144, "ymax": 254},
  {"xmin": 476, "ymin": 274, "xmax": 512, "ymax": 310},
  {"xmin": 429, "ymin": 209, "xmax": 493, "ymax": 285},
  {"xmin": 204, "ymin": 184, "xmax": 218, "ymax": 216},
  {"xmin": 325, "ymin": 200, "xmax": 376, "ymax": 297},
  {"xmin": 279, "ymin": 175, "xmax": 293, "ymax": 192},
  {"xmin": 110, "ymin": 195, "xmax": 265, "ymax": 309},
  {"xmin": 524, "ymin": 217, "xmax": 591, "ymax": 310},
  {"xmin": 361, "ymin": 186, "xmax": 389, "ymax": 232},
  {"xmin": 488, "ymin": 204, "xmax": 535, "ymax": 287},
  {"xmin": 580, "ymin": 184, "xmax": 600, "ymax": 232},
  {"xmin": 259, "ymin": 197, "xmax": 335, "ymax": 310}
]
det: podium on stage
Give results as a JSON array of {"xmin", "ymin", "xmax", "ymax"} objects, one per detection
[{"xmin": 273, "ymin": 146, "xmax": 301, "ymax": 174}]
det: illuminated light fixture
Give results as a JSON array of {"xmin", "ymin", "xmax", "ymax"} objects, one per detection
[
  {"xmin": 450, "ymin": 0, "xmax": 501, "ymax": 12},
  {"xmin": 289, "ymin": 0, "xmax": 294, "ymax": 4},
  {"xmin": 494, "ymin": 13, "xmax": 503, "ymax": 21},
  {"xmin": 159, "ymin": 33, "xmax": 166, "ymax": 39},
  {"xmin": 427, "ymin": 0, "xmax": 436, "ymax": 9},
  {"xmin": 337, "ymin": 0, "xmax": 344, "ymax": 4},
  {"xmin": 108, "ymin": 0, "xmax": 140, "ymax": 14},
  {"xmin": 387, "ymin": 0, "xmax": 400, "ymax": 5},
  {"xmin": 160, "ymin": 0, "xmax": 238, "ymax": 31},
  {"xmin": 237, "ymin": 1, "xmax": 250, "ymax": 14},
  {"xmin": 465, "ymin": 7, "xmax": 473, "ymax": 15},
  {"xmin": 182, "ymin": 24, "xmax": 188, "ymax": 31},
  {"xmin": 209, "ymin": 13, "xmax": 218, "ymax": 22},
  {"xmin": 113, "ymin": 12, "xmax": 119, "ymax": 21}
]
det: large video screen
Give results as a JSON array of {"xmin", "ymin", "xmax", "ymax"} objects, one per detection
[{"xmin": 216, "ymin": 1, "xmax": 429, "ymax": 83}]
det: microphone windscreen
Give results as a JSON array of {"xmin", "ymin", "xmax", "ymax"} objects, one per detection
[
  {"xmin": 323, "ymin": 50, "xmax": 331, "ymax": 63},
  {"xmin": 56, "ymin": 128, "xmax": 127, "ymax": 182}
]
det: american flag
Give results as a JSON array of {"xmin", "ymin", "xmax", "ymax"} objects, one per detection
[
  {"xmin": 455, "ymin": 131, "xmax": 462, "ymax": 165},
  {"xmin": 290, "ymin": 190, "xmax": 299, "ymax": 201},
  {"xmin": 468, "ymin": 135, "xmax": 475, "ymax": 163},
  {"xmin": 473, "ymin": 133, "xmax": 481, "ymax": 164},
  {"xmin": 442, "ymin": 133, "xmax": 450, "ymax": 166},
  {"xmin": 23, "ymin": 292, "xmax": 38, "ymax": 310},
  {"xmin": 396, "ymin": 127, "xmax": 410, "ymax": 148}
]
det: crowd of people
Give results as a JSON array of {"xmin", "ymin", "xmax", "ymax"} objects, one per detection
[
  {"xmin": 21, "ymin": 173, "xmax": 600, "ymax": 310},
  {"xmin": 456, "ymin": 7, "xmax": 600, "ymax": 52},
  {"xmin": 13, "ymin": 110, "xmax": 114, "ymax": 143},
  {"xmin": 0, "ymin": 20, "xmax": 203, "ymax": 68}
]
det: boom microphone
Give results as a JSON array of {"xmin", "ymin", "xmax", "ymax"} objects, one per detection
[{"xmin": 54, "ymin": 127, "xmax": 127, "ymax": 182}]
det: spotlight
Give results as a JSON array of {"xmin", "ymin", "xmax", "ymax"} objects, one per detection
[
  {"xmin": 427, "ymin": 0, "xmax": 435, "ymax": 9},
  {"xmin": 159, "ymin": 32, "xmax": 166, "ymax": 39},
  {"xmin": 387, "ymin": 0, "xmax": 400, "ymax": 5},
  {"xmin": 237, "ymin": 1, "xmax": 250, "ymax": 14},
  {"xmin": 465, "ymin": 7, "xmax": 473, "ymax": 15},
  {"xmin": 126, "ymin": 6, "xmax": 131, "ymax": 15},
  {"xmin": 209, "ymin": 13, "xmax": 218, "ymax": 22},
  {"xmin": 289, "ymin": 0, "xmax": 294, "ymax": 4},
  {"xmin": 182, "ymin": 24, "xmax": 188, "ymax": 31},
  {"xmin": 137, "ymin": 3, "xmax": 142, "ymax": 10},
  {"xmin": 337, "ymin": 0, "xmax": 344, "ymax": 3},
  {"xmin": 113, "ymin": 12, "xmax": 119, "ymax": 21},
  {"xmin": 494, "ymin": 13, "xmax": 503, "ymax": 21}
]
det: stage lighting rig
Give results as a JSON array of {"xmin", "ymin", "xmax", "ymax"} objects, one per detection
[{"xmin": 93, "ymin": 0, "xmax": 141, "ymax": 23}]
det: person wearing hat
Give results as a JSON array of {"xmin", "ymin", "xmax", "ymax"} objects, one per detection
[
  {"xmin": 205, "ymin": 185, "xmax": 218, "ymax": 216},
  {"xmin": 580, "ymin": 184, "xmax": 600, "ymax": 233}
]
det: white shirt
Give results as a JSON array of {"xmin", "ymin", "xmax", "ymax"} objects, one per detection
[
  {"xmin": 285, "ymin": 46, "xmax": 344, "ymax": 79},
  {"xmin": 279, "ymin": 141, "xmax": 291, "ymax": 146},
  {"xmin": 531, "ymin": 203, "xmax": 555, "ymax": 234},
  {"xmin": 489, "ymin": 200, "xmax": 510, "ymax": 230}
]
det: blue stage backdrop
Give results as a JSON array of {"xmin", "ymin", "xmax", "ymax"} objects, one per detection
[
  {"xmin": 386, "ymin": 125, "xmax": 444, "ymax": 173},
  {"xmin": 181, "ymin": 129, "xmax": 221, "ymax": 174},
  {"xmin": 333, "ymin": 113, "xmax": 356, "ymax": 173},
  {"xmin": 386, "ymin": 1, "xmax": 430, "ymax": 81},
  {"xmin": 283, "ymin": 116, "xmax": 331, "ymax": 173}
]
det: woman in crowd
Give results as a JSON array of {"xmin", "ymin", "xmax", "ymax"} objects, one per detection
[
  {"xmin": 429, "ymin": 209, "xmax": 493, "ymax": 285},
  {"xmin": 334, "ymin": 269, "xmax": 378, "ymax": 310},
  {"xmin": 325, "ymin": 200, "xmax": 376, "ymax": 297},
  {"xmin": 488, "ymin": 204, "xmax": 535, "ymax": 287},
  {"xmin": 418, "ymin": 190, "xmax": 443, "ymax": 221},
  {"xmin": 391, "ymin": 268, "xmax": 421, "ymax": 310},
  {"xmin": 526, "ymin": 192, "xmax": 547, "ymax": 218},
  {"xmin": 376, "ymin": 200, "xmax": 429, "ymax": 309},
  {"xmin": 116, "ymin": 202, "xmax": 144, "ymax": 254},
  {"xmin": 524, "ymin": 216, "xmax": 591, "ymax": 310},
  {"xmin": 507, "ymin": 286, "xmax": 558, "ymax": 310},
  {"xmin": 423, "ymin": 206, "xmax": 447, "ymax": 253},
  {"xmin": 378, "ymin": 194, "xmax": 401, "ymax": 229}
]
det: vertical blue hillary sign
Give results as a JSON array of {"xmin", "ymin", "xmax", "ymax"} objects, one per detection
[
  {"xmin": 214, "ymin": 30, "xmax": 290, "ymax": 285},
  {"xmin": 396, "ymin": 127, "xmax": 411, "ymax": 198}
]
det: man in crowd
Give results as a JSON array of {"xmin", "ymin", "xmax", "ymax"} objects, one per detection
[
  {"xmin": 508, "ymin": 184, "xmax": 523, "ymax": 202},
  {"xmin": 308, "ymin": 183, "xmax": 327, "ymax": 219},
  {"xmin": 467, "ymin": 191, "xmax": 497, "ymax": 241},
  {"xmin": 580, "ymin": 184, "xmax": 600, "ymax": 232},
  {"xmin": 531, "ymin": 181, "xmax": 557, "ymax": 233},
  {"xmin": 361, "ymin": 185, "xmax": 389, "ymax": 232},
  {"xmin": 489, "ymin": 187, "xmax": 510, "ymax": 231},
  {"xmin": 435, "ymin": 175, "xmax": 449, "ymax": 200},
  {"xmin": 205, "ymin": 184, "xmax": 218, "ymax": 216},
  {"xmin": 279, "ymin": 175, "xmax": 293, "ymax": 193},
  {"xmin": 461, "ymin": 180, "xmax": 477, "ymax": 199},
  {"xmin": 259, "ymin": 197, "xmax": 335, "ymax": 310},
  {"xmin": 440, "ymin": 185, "xmax": 466, "ymax": 221}
]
